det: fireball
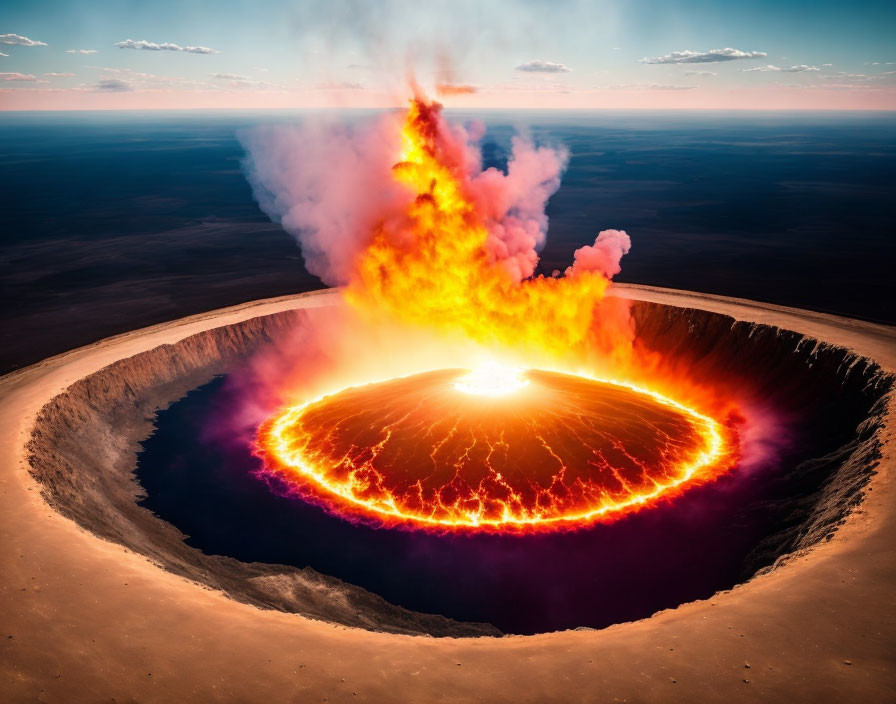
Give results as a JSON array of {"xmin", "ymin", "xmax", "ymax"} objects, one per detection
[{"xmin": 255, "ymin": 95, "xmax": 740, "ymax": 533}]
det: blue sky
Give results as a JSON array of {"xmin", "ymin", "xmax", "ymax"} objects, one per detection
[{"xmin": 1, "ymin": 0, "xmax": 894, "ymax": 109}]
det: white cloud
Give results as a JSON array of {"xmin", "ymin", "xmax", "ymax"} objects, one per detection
[
  {"xmin": 91, "ymin": 67, "xmax": 217, "ymax": 90},
  {"xmin": 114, "ymin": 39, "xmax": 219, "ymax": 54},
  {"xmin": 640, "ymin": 48, "xmax": 767, "ymax": 64},
  {"xmin": 228, "ymin": 79, "xmax": 283, "ymax": 91},
  {"xmin": 95, "ymin": 78, "xmax": 133, "ymax": 92},
  {"xmin": 0, "ymin": 72, "xmax": 37, "ymax": 81},
  {"xmin": 182, "ymin": 45, "xmax": 219, "ymax": 55},
  {"xmin": 685, "ymin": 70, "xmax": 716, "ymax": 77},
  {"xmin": 515, "ymin": 60, "xmax": 571, "ymax": 73},
  {"xmin": 820, "ymin": 71, "xmax": 896, "ymax": 85},
  {"xmin": 314, "ymin": 80, "xmax": 365, "ymax": 90},
  {"xmin": 491, "ymin": 79, "xmax": 575, "ymax": 93},
  {"xmin": 0, "ymin": 52, "xmax": 7, "ymax": 57},
  {"xmin": 212, "ymin": 73, "xmax": 248, "ymax": 80},
  {"xmin": 66, "ymin": 49, "xmax": 97, "ymax": 55},
  {"xmin": 823, "ymin": 73, "xmax": 870, "ymax": 82},
  {"xmin": 740, "ymin": 64, "xmax": 819, "ymax": 73},
  {"xmin": 0, "ymin": 33, "xmax": 47, "ymax": 47},
  {"xmin": 608, "ymin": 82, "xmax": 696, "ymax": 90},
  {"xmin": 43, "ymin": 72, "xmax": 76, "ymax": 78},
  {"xmin": 97, "ymin": 67, "xmax": 157, "ymax": 78}
]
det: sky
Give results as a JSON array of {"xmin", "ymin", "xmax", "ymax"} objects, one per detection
[{"xmin": 1, "ymin": 0, "xmax": 895, "ymax": 110}]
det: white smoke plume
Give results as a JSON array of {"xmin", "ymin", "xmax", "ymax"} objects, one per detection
[
  {"xmin": 241, "ymin": 114, "xmax": 408, "ymax": 284},
  {"xmin": 241, "ymin": 107, "xmax": 628, "ymax": 287}
]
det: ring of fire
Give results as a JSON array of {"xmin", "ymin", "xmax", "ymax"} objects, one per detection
[{"xmin": 256, "ymin": 366, "xmax": 737, "ymax": 533}]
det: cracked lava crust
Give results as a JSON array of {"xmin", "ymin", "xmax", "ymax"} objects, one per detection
[{"xmin": 255, "ymin": 366, "xmax": 737, "ymax": 533}]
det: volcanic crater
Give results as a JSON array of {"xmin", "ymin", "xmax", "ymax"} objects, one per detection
[
  {"xmin": 26, "ymin": 288, "xmax": 892, "ymax": 636},
  {"xmin": 256, "ymin": 367, "xmax": 732, "ymax": 532}
]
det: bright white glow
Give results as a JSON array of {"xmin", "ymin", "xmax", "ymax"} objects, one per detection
[{"xmin": 454, "ymin": 361, "xmax": 529, "ymax": 397}]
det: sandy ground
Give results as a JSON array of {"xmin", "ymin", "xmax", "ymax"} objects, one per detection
[{"xmin": 1, "ymin": 284, "xmax": 894, "ymax": 703}]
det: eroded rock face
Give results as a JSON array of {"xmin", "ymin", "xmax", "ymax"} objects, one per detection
[
  {"xmin": 27, "ymin": 311, "xmax": 500, "ymax": 637},
  {"xmin": 26, "ymin": 302, "xmax": 892, "ymax": 637},
  {"xmin": 629, "ymin": 302, "xmax": 892, "ymax": 576}
]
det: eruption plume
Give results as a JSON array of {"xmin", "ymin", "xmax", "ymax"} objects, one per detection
[
  {"xmin": 244, "ymin": 96, "xmax": 632, "ymax": 363},
  {"xmin": 245, "ymin": 93, "xmax": 743, "ymax": 533}
]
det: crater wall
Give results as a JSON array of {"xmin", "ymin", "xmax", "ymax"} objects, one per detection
[{"xmin": 26, "ymin": 299, "xmax": 892, "ymax": 636}]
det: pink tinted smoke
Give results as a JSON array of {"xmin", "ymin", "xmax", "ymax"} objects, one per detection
[
  {"xmin": 241, "ymin": 106, "xmax": 591, "ymax": 286},
  {"xmin": 469, "ymin": 136, "xmax": 569, "ymax": 280},
  {"xmin": 566, "ymin": 229, "xmax": 631, "ymax": 278},
  {"xmin": 240, "ymin": 113, "xmax": 411, "ymax": 285}
]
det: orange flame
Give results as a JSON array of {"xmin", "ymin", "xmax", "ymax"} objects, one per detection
[
  {"xmin": 256, "ymin": 96, "xmax": 741, "ymax": 533},
  {"xmin": 344, "ymin": 98, "xmax": 613, "ymax": 362}
]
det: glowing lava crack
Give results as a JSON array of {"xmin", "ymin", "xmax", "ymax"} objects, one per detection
[{"xmin": 256, "ymin": 366, "xmax": 736, "ymax": 533}]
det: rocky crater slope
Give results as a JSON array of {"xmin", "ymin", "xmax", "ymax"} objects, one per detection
[{"xmin": 27, "ymin": 300, "xmax": 892, "ymax": 636}]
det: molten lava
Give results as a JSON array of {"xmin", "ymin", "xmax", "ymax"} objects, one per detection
[
  {"xmin": 454, "ymin": 361, "xmax": 530, "ymax": 397},
  {"xmin": 254, "ymin": 94, "xmax": 741, "ymax": 533},
  {"xmin": 256, "ymin": 366, "xmax": 734, "ymax": 532}
]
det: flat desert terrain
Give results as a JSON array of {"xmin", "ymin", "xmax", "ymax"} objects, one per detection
[{"xmin": 1, "ymin": 285, "xmax": 894, "ymax": 703}]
